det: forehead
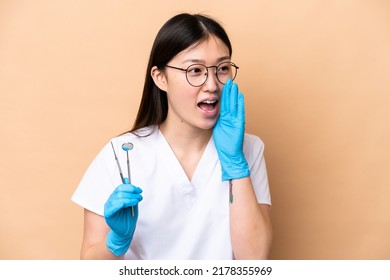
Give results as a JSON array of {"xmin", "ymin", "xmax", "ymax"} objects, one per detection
[{"xmin": 172, "ymin": 36, "xmax": 230, "ymax": 64}]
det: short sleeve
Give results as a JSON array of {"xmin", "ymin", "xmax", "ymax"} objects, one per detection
[
  {"xmin": 244, "ymin": 134, "xmax": 271, "ymax": 205},
  {"xmin": 71, "ymin": 142, "xmax": 120, "ymax": 216}
]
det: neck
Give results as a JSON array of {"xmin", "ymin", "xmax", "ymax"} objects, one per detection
[
  {"xmin": 159, "ymin": 121, "xmax": 212, "ymax": 152},
  {"xmin": 159, "ymin": 121, "xmax": 212, "ymax": 182}
]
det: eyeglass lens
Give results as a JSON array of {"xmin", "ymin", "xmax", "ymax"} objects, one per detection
[{"xmin": 186, "ymin": 62, "xmax": 237, "ymax": 87}]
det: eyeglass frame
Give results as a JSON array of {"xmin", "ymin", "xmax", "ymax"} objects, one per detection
[{"xmin": 164, "ymin": 61, "xmax": 239, "ymax": 87}]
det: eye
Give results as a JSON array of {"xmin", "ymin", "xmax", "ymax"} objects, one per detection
[
  {"xmin": 187, "ymin": 65, "xmax": 206, "ymax": 77},
  {"xmin": 217, "ymin": 63, "xmax": 232, "ymax": 75}
]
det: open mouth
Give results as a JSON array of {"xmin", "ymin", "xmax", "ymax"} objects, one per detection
[{"xmin": 197, "ymin": 100, "xmax": 218, "ymax": 112}]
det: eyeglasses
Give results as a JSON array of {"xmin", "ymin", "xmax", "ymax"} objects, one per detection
[{"xmin": 165, "ymin": 61, "xmax": 239, "ymax": 87}]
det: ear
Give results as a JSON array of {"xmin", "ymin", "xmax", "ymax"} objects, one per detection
[{"xmin": 151, "ymin": 66, "xmax": 168, "ymax": 92}]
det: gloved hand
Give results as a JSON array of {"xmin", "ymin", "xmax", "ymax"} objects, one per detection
[
  {"xmin": 104, "ymin": 178, "xmax": 143, "ymax": 256},
  {"xmin": 212, "ymin": 79, "xmax": 250, "ymax": 181}
]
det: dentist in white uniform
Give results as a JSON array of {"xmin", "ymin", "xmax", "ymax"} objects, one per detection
[{"xmin": 72, "ymin": 13, "xmax": 272, "ymax": 260}]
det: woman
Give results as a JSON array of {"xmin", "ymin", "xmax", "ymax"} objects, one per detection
[{"xmin": 72, "ymin": 13, "xmax": 272, "ymax": 260}]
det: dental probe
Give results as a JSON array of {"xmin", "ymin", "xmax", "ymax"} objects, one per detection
[
  {"xmin": 122, "ymin": 142, "xmax": 134, "ymax": 217},
  {"xmin": 110, "ymin": 141, "xmax": 124, "ymax": 183}
]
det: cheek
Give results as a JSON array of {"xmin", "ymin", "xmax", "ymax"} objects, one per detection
[
  {"xmin": 166, "ymin": 79, "xmax": 198, "ymax": 103},
  {"xmin": 166, "ymin": 71, "xmax": 186, "ymax": 87},
  {"xmin": 166, "ymin": 86, "xmax": 198, "ymax": 112},
  {"xmin": 173, "ymin": 91, "xmax": 197, "ymax": 108},
  {"xmin": 165, "ymin": 74, "xmax": 204, "ymax": 112}
]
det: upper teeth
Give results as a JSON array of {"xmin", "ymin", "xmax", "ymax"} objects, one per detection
[{"xmin": 203, "ymin": 100, "xmax": 216, "ymax": 104}]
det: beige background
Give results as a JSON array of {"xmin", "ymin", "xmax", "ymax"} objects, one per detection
[{"xmin": 1, "ymin": 0, "xmax": 389, "ymax": 259}]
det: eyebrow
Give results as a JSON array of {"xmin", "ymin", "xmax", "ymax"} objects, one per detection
[{"xmin": 181, "ymin": 56, "xmax": 231, "ymax": 65}]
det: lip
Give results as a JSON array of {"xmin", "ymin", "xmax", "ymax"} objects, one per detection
[
  {"xmin": 197, "ymin": 95, "xmax": 219, "ymax": 104},
  {"xmin": 197, "ymin": 97, "xmax": 219, "ymax": 118}
]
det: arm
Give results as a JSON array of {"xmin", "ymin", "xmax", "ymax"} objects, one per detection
[
  {"xmin": 80, "ymin": 179, "xmax": 142, "ymax": 259},
  {"xmin": 229, "ymin": 177, "xmax": 272, "ymax": 259},
  {"xmin": 213, "ymin": 79, "xmax": 272, "ymax": 259},
  {"xmin": 80, "ymin": 209, "xmax": 124, "ymax": 260}
]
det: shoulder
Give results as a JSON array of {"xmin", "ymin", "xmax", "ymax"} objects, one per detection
[
  {"xmin": 110, "ymin": 126, "xmax": 158, "ymax": 144},
  {"xmin": 244, "ymin": 133, "xmax": 265, "ymax": 150},
  {"xmin": 243, "ymin": 133, "xmax": 266, "ymax": 162},
  {"xmin": 106, "ymin": 126, "xmax": 160, "ymax": 157}
]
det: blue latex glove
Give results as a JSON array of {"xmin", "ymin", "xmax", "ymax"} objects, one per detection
[
  {"xmin": 213, "ymin": 79, "xmax": 250, "ymax": 181},
  {"xmin": 104, "ymin": 178, "xmax": 143, "ymax": 256}
]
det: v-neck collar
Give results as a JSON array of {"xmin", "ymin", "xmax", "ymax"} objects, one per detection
[{"xmin": 155, "ymin": 129, "xmax": 218, "ymax": 186}]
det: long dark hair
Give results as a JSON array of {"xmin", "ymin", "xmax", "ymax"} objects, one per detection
[{"xmin": 130, "ymin": 13, "xmax": 232, "ymax": 134}]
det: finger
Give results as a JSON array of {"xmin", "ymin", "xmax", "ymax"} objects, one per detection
[
  {"xmin": 113, "ymin": 190, "xmax": 143, "ymax": 203},
  {"xmin": 122, "ymin": 178, "xmax": 143, "ymax": 193},
  {"xmin": 105, "ymin": 195, "xmax": 143, "ymax": 215},
  {"xmin": 132, "ymin": 186, "xmax": 143, "ymax": 194},
  {"xmin": 115, "ymin": 184, "xmax": 143, "ymax": 194},
  {"xmin": 132, "ymin": 205, "xmax": 140, "ymax": 216},
  {"xmin": 237, "ymin": 92, "xmax": 246, "ymax": 124},
  {"xmin": 117, "ymin": 196, "xmax": 143, "ymax": 208},
  {"xmin": 221, "ymin": 78, "xmax": 232, "ymax": 114},
  {"xmin": 230, "ymin": 82, "xmax": 239, "ymax": 118}
]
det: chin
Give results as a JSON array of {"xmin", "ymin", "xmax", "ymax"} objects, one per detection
[{"xmin": 198, "ymin": 119, "xmax": 218, "ymax": 130}]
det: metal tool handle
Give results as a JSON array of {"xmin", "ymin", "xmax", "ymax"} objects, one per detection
[{"xmin": 110, "ymin": 141, "xmax": 134, "ymax": 217}]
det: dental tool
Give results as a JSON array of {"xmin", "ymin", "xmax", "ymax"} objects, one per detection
[
  {"xmin": 122, "ymin": 142, "xmax": 134, "ymax": 182},
  {"xmin": 110, "ymin": 141, "xmax": 135, "ymax": 217},
  {"xmin": 110, "ymin": 141, "xmax": 124, "ymax": 183},
  {"xmin": 122, "ymin": 142, "xmax": 134, "ymax": 217}
]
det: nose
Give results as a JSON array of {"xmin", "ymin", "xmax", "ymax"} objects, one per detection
[{"xmin": 202, "ymin": 68, "xmax": 219, "ymax": 92}]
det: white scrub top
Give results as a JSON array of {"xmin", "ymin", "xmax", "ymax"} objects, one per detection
[{"xmin": 72, "ymin": 126, "xmax": 271, "ymax": 260}]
